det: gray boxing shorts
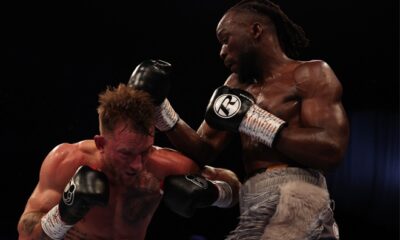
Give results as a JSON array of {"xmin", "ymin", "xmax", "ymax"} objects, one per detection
[{"xmin": 225, "ymin": 167, "xmax": 340, "ymax": 240}]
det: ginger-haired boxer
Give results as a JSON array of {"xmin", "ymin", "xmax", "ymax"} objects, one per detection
[{"xmin": 17, "ymin": 84, "xmax": 240, "ymax": 240}]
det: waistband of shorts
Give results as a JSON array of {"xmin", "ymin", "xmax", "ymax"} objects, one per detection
[
  {"xmin": 242, "ymin": 167, "xmax": 327, "ymax": 192},
  {"xmin": 245, "ymin": 162, "xmax": 304, "ymax": 180}
]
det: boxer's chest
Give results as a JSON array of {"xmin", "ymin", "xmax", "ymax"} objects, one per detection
[
  {"xmin": 245, "ymin": 76, "xmax": 300, "ymax": 122},
  {"xmin": 69, "ymin": 190, "xmax": 162, "ymax": 239}
]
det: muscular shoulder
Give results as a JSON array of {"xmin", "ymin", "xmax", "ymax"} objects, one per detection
[
  {"xmin": 43, "ymin": 142, "xmax": 86, "ymax": 169},
  {"xmin": 293, "ymin": 60, "xmax": 332, "ymax": 82},
  {"xmin": 224, "ymin": 73, "xmax": 248, "ymax": 89},
  {"xmin": 146, "ymin": 146, "xmax": 199, "ymax": 179},
  {"xmin": 42, "ymin": 142, "xmax": 78, "ymax": 170},
  {"xmin": 40, "ymin": 140, "xmax": 95, "ymax": 190},
  {"xmin": 293, "ymin": 60, "xmax": 342, "ymax": 99}
]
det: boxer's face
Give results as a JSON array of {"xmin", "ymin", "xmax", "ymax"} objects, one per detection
[
  {"xmin": 217, "ymin": 10, "xmax": 256, "ymax": 77},
  {"xmin": 217, "ymin": 11, "xmax": 255, "ymax": 81},
  {"xmin": 98, "ymin": 122, "xmax": 155, "ymax": 185}
]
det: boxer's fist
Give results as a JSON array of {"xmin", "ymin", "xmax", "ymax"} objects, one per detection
[
  {"xmin": 205, "ymin": 85, "xmax": 255, "ymax": 131},
  {"xmin": 163, "ymin": 175, "xmax": 226, "ymax": 218},
  {"xmin": 206, "ymin": 85, "xmax": 286, "ymax": 147},
  {"xmin": 128, "ymin": 59, "xmax": 172, "ymax": 105},
  {"xmin": 128, "ymin": 59, "xmax": 179, "ymax": 131},
  {"xmin": 59, "ymin": 166, "xmax": 109, "ymax": 225}
]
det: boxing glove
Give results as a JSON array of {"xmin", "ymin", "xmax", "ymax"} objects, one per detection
[
  {"xmin": 41, "ymin": 166, "xmax": 109, "ymax": 239},
  {"xmin": 128, "ymin": 59, "xmax": 172, "ymax": 105},
  {"xmin": 205, "ymin": 85, "xmax": 286, "ymax": 147},
  {"xmin": 163, "ymin": 174, "xmax": 233, "ymax": 218},
  {"xmin": 128, "ymin": 59, "xmax": 179, "ymax": 131},
  {"xmin": 205, "ymin": 85, "xmax": 255, "ymax": 131}
]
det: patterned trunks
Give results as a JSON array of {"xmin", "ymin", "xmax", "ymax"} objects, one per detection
[{"xmin": 225, "ymin": 167, "xmax": 340, "ymax": 240}]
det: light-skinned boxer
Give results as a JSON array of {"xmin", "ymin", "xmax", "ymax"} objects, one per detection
[{"xmin": 17, "ymin": 84, "xmax": 240, "ymax": 240}]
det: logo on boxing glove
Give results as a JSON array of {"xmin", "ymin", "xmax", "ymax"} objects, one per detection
[
  {"xmin": 185, "ymin": 175, "xmax": 209, "ymax": 189},
  {"xmin": 213, "ymin": 94, "xmax": 241, "ymax": 118},
  {"xmin": 62, "ymin": 179, "xmax": 76, "ymax": 206}
]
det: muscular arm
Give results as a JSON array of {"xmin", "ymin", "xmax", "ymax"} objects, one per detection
[
  {"xmin": 275, "ymin": 61, "xmax": 349, "ymax": 170},
  {"xmin": 18, "ymin": 144, "xmax": 79, "ymax": 240},
  {"xmin": 148, "ymin": 147, "xmax": 240, "ymax": 207},
  {"xmin": 165, "ymin": 74, "xmax": 241, "ymax": 165},
  {"xmin": 165, "ymin": 108, "xmax": 234, "ymax": 166},
  {"xmin": 146, "ymin": 146, "xmax": 201, "ymax": 177}
]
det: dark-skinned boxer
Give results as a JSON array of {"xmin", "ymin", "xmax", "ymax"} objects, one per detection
[{"xmin": 130, "ymin": 1, "xmax": 350, "ymax": 239}]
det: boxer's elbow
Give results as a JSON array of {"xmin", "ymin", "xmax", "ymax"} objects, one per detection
[{"xmin": 316, "ymin": 141, "xmax": 346, "ymax": 170}]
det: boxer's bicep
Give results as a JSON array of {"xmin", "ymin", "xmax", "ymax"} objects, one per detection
[
  {"xmin": 276, "ymin": 61, "xmax": 349, "ymax": 169},
  {"xmin": 19, "ymin": 143, "xmax": 75, "ymax": 237},
  {"xmin": 297, "ymin": 61, "xmax": 349, "ymax": 140},
  {"xmin": 147, "ymin": 147, "xmax": 200, "ymax": 178}
]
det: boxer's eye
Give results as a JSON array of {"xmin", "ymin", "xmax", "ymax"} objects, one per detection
[
  {"xmin": 118, "ymin": 150, "xmax": 133, "ymax": 158},
  {"xmin": 220, "ymin": 34, "xmax": 230, "ymax": 44},
  {"xmin": 141, "ymin": 147, "xmax": 151, "ymax": 158}
]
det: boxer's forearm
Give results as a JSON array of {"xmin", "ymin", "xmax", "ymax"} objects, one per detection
[
  {"xmin": 18, "ymin": 212, "xmax": 51, "ymax": 240},
  {"xmin": 165, "ymin": 119, "xmax": 219, "ymax": 166}
]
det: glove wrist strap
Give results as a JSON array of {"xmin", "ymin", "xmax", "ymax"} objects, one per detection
[
  {"xmin": 41, "ymin": 205, "xmax": 73, "ymax": 240},
  {"xmin": 155, "ymin": 98, "xmax": 179, "ymax": 131},
  {"xmin": 211, "ymin": 180, "xmax": 233, "ymax": 208},
  {"xmin": 239, "ymin": 104, "xmax": 286, "ymax": 147}
]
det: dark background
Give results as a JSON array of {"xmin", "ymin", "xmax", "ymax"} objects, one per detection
[{"xmin": 2, "ymin": 0, "xmax": 398, "ymax": 239}]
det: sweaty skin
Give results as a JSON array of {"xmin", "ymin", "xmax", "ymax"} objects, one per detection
[
  {"xmin": 221, "ymin": 60, "xmax": 348, "ymax": 173},
  {"xmin": 164, "ymin": 10, "xmax": 349, "ymax": 175},
  {"xmin": 18, "ymin": 123, "xmax": 239, "ymax": 240}
]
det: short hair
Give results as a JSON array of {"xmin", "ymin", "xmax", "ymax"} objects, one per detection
[
  {"xmin": 97, "ymin": 83, "xmax": 155, "ymax": 136},
  {"xmin": 229, "ymin": 0, "xmax": 309, "ymax": 58}
]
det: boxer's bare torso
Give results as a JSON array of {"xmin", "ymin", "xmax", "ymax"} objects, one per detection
[{"xmin": 18, "ymin": 140, "xmax": 199, "ymax": 240}]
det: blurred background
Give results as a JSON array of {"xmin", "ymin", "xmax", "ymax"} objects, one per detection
[{"xmin": 2, "ymin": 0, "xmax": 398, "ymax": 239}]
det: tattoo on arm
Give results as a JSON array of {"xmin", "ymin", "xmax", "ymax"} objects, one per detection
[{"xmin": 20, "ymin": 212, "xmax": 44, "ymax": 235}]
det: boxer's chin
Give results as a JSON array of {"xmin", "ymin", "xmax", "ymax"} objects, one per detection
[
  {"xmin": 230, "ymin": 64, "xmax": 238, "ymax": 73},
  {"xmin": 121, "ymin": 171, "xmax": 161, "ymax": 194}
]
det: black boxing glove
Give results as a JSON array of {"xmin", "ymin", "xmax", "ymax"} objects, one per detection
[
  {"xmin": 41, "ymin": 166, "xmax": 109, "ymax": 239},
  {"xmin": 128, "ymin": 59, "xmax": 179, "ymax": 131},
  {"xmin": 205, "ymin": 85, "xmax": 255, "ymax": 131},
  {"xmin": 205, "ymin": 85, "xmax": 286, "ymax": 147},
  {"xmin": 128, "ymin": 59, "xmax": 172, "ymax": 105},
  {"xmin": 163, "ymin": 174, "xmax": 233, "ymax": 218}
]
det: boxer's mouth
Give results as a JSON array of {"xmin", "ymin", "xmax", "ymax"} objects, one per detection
[{"xmin": 125, "ymin": 171, "xmax": 137, "ymax": 176}]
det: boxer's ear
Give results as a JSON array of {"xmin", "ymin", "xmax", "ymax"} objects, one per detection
[
  {"xmin": 94, "ymin": 135, "xmax": 105, "ymax": 152},
  {"xmin": 251, "ymin": 22, "xmax": 263, "ymax": 40}
]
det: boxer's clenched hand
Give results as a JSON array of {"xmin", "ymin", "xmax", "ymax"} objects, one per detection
[
  {"xmin": 205, "ymin": 85, "xmax": 286, "ymax": 147},
  {"xmin": 128, "ymin": 59, "xmax": 179, "ymax": 131},
  {"xmin": 163, "ymin": 174, "xmax": 233, "ymax": 218},
  {"xmin": 41, "ymin": 166, "xmax": 109, "ymax": 239},
  {"xmin": 128, "ymin": 59, "xmax": 172, "ymax": 105}
]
